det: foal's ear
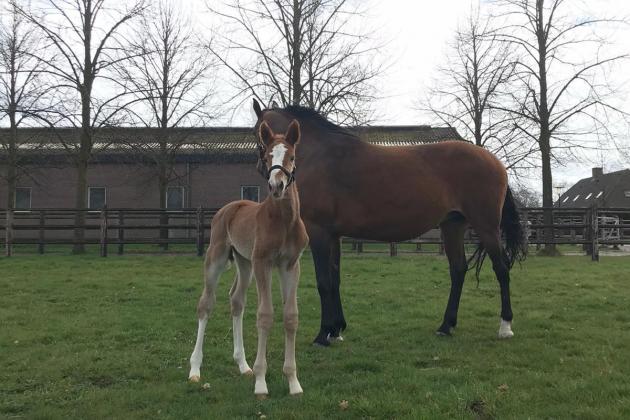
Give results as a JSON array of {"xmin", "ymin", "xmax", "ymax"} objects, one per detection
[
  {"xmin": 258, "ymin": 120, "xmax": 275, "ymax": 147},
  {"xmin": 253, "ymin": 98, "xmax": 263, "ymax": 119},
  {"xmin": 285, "ymin": 120, "xmax": 300, "ymax": 146}
]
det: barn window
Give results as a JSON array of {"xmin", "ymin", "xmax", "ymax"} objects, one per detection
[
  {"xmin": 241, "ymin": 186, "xmax": 260, "ymax": 202},
  {"xmin": 15, "ymin": 187, "xmax": 32, "ymax": 209},
  {"xmin": 596, "ymin": 191, "xmax": 603, "ymax": 198},
  {"xmin": 585, "ymin": 193, "xmax": 593, "ymax": 200},
  {"xmin": 88, "ymin": 187, "xmax": 106, "ymax": 209},
  {"xmin": 166, "ymin": 186, "xmax": 185, "ymax": 209},
  {"xmin": 572, "ymin": 194, "xmax": 580, "ymax": 202}
]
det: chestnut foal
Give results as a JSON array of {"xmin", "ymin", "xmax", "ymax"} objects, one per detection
[{"xmin": 188, "ymin": 120, "xmax": 308, "ymax": 398}]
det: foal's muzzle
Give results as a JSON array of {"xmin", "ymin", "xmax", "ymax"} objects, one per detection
[{"xmin": 267, "ymin": 164, "xmax": 295, "ymax": 199}]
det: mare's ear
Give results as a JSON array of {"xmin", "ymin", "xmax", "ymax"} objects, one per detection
[
  {"xmin": 258, "ymin": 120, "xmax": 275, "ymax": 147},
  {"xmin": 253, "ymin": 98, "xmax": 263, "ymax": 119},
  {"xmin": 285, "ymin": 119, "xmax": 300, "ymax": 146}
]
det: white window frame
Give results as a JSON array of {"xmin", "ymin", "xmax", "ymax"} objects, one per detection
[
  {"xmin": 585, "ymin": 193, "xmax": 593, "ymax": 200},
  {"xmin": 562, "ymin": 196, "xmax": 569, "ymax": 203},
  {"xmin": 241, "ymin": 185, "xmax": 260, "ymax": 202},
  {"xmin": 88, "ymin": 186, "xmax": 107, "ymax": 210},
  {"xmin": 572, "ymin": 194, "xmax": 580, "ymax": 202},
  {"xmin": 596, "ymin": 191, "xmax": 603, "ymax": 199},
  {"xmin": 14, "ymin": 187, "xmax": 32, "ymax": 210},
  {"xmin": 166, "ymin": 186, "xmax": 185, "ymax": 210}
]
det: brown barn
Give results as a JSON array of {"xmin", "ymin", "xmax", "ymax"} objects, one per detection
[{"xmin": 1, "ymin": 125, "xmax": 464, "ymax": 210}]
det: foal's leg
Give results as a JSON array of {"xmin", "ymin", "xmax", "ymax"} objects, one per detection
[
  {"xmin": 437, "ymin": 217, "xmax": 468, "ymax": 336},
  {"xmin": 252, "ymin": 259, "xmax": 273, "ymax": 397},
  {"xmin": 279, "ymin": 261, "xmax": 303, "ymax": 395},
  {"xmin": 189, "ymin": 244, "xmax": 230, "ymax": 382},
  {"xmin": 478, "ymin": 230, "xmax": 515, "ymax": 338},
  {"xmin": 230, "ymin": 252, "xmax": 253, "ymax": 375}
]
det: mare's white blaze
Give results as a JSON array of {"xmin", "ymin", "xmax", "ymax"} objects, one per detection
[
  {"xmin": 269, "ymin": 143, "xmax": 288, "ymax": 187},
  {"xmin": 498, "ymin": 318, "xmax": 514, "ymax": 338},
  {"xmin": 189, "ymin": 316, "xmax": 208, "ymax": 379},
  {"xmin": 232, "ymin": 314, "xmax": 252, "ymax": 374}
]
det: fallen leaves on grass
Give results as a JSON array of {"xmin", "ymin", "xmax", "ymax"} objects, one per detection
[{"xmin": 339, "ymin": 400, "xmax": 349, "ymax": 410}]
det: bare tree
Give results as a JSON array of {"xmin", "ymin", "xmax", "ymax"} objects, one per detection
[
  {"xmin": 13, "ymin": 0, "xmax": 146, "ymax": 253},
  {"xmin": 0, "ymin": 1, "xmax": 52, "ymax": 210},
  {"xmin": 116, "ymin": 0, "xmax": 215, "ymax": 247},
  {"xmin": 209, "ymin": 0, "xmax": 381, "ymax": 124},
  {"xmin": 423, "ymin": 10, "xmax": 538, "ymax": 175},
  {"xmin": 492, "ymin": 0, "xmax": 628, "ymax": 253}
]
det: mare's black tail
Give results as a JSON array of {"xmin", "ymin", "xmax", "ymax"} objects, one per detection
[{"xmin": 468, "ymin": 186, "xmax": 528, "ymax": 279}]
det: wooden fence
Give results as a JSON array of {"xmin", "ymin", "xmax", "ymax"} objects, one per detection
[{"xmin": 1, "ymin": 206, "xmax": 629, "ymax": 260}]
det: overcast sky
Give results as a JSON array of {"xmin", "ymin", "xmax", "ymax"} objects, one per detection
[{"xmin": 199, "ymin": 0, "xmax": 630, "ymax": 191}]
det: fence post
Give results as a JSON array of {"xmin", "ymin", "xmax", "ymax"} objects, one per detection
[
  {"xmin": 38, "ymin": 210, "xmax": 46, "ymax": 254},
  {"xmin": 5, "ymin": 208, "xmax": 13, "ymax": 257},
  {"xmin": 591, "ymin": 204, "xmax": 599, "ymax": 262},
  {"xmin": 100, "ymin": 206, "xmax": 108, "ymax": 257},
  {"xmin": 389, "ymin": 242, "xmax": 397, "ymax": 257},
  {"xmin": 196, "ymin": 206, "xmax": 204, "ymax": 257},
  {"xmin": 117, "ymin": 211, "xmax": 125, "ymax": 255}
]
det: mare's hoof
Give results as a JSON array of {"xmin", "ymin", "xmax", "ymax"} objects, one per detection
[
  {"xmin": 498, "ymin": 329, "xmax": 514, "ymax": 339},
  {"xmin": 189, "ymin": 375, "xmax": 200, "ymax": 383},
  {"xmin": 327, "ymin": 333, "xmax": 344, "ymax": 343},
  {"xmin": 313, "ymin": 334, "xmax": 331, "ymax": 347},
  {"xmin": 436, "ymin": 325, "xmax": 453, "ymax": 336},
  {"xmin": 498, "ymin": 319, "xmax": 514, "ymax": 339},
  {"xmin": 256, "ymin": 393, "xmax": 269, "ymax": 400}
]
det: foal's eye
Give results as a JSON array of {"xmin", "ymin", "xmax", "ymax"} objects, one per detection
[{"xmin": 290, "ymin": 157, "xmax": 295, "ymax": 161}]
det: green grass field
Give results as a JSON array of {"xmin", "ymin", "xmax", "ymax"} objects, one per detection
[{"xmin": 1, "ymin": 253, "xmax": 629, "ymax": 419}]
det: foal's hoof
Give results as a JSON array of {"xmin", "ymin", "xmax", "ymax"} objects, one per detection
[
  {"xmin": 290, "ymin": 391, "xmax": 303, "ymax": 398},
  {"xmin": 256, "ymin": 393, "xmax": 269, "ymax": 400},
  {"xmin": 243, "ymin": 369, "xmax": 254, "ymax": 377},
  {"xmin": 189, "ymin": 375, "xmax": 201, "ymax": 383}
]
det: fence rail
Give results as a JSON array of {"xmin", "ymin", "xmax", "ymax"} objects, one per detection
[{"xmin": 2, "ymin": 206, "xmax": 629, "ymax": 259}]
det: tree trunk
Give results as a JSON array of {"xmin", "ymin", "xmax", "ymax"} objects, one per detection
[
  {"xmin": 535, "ymin": 0, "xmax": 555, "ymax": 253},
  {"xmin": 72, "ymin": 151, "xmax": 89, "ymax": 254},
  {"xmin": 159, "ymin": 157, "xmax": 169, "ymax": 250},
  {"xmin": 6, "ymin": 114, "xmax": 17, "ymax": 211},
  {"xmin": 291, "ymin": 0, "xmax": 302, "ymax": 105}
]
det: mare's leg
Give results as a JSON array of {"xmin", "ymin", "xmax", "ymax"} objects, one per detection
[
  {"xmin": 230, "ymin": 252, "xmax": 253, "ymax": 375},
  {"xmin": 329, "ymin": 236, "xmax": 346, "ymax": 340},
  {"xmin": 437, "ymin": 217, "xmax": 468, "ymax": 336},
  {"xmin": 307, "ymin": 225, "xmax": 337, "ymax": 346},
  {"xmin": 252, "ymin": 259, "xmax": 273, "ymax": 397},
  {"xmin": 189, "ymin": 243, "xmax": 230, "ymax": 382},
  {"xmin": 279, "ymin": 261, "xmax": 303, "ymax": 395},
  {"xmin": 477, "ymin": 229, "xmax": 514, "ymax": 338}
]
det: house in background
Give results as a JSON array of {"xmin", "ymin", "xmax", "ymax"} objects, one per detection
[
  {"xmin": 0, "ymin": 125, "xmax": 464, "ymax": 210},
  {"xmin": 557, "ymin": 167, "xmax": 630, "ymax": 208}
]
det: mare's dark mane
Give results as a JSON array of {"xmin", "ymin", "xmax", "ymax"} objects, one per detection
[{"xmin": 276, "ymin": 105, "xmax": 360, "ymax": 140}]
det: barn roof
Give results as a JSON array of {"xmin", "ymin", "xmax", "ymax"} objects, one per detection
[
  {"xmin": 0, "ymin": 125, "xmax": 464, "ymax": 164},
  {"xmin": 557, "ymin": 168, "xmax": 630, "ymax": 208}
]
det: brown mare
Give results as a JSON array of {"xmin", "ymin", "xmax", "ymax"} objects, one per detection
[
  {"xmin": 189, "ymin": 120, "xmax": 308, "ymax": 397},
  {"xmin": 252, "ymin": 99, "xmax": 526, "ymax": 347}
]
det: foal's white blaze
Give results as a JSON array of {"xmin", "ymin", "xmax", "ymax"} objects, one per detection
[
  {"xmin": 189, "ymin": 315, "xmax": 208, "ymax": 380},
  {"xmin": 232, "ymin": 313, "xmax": 252, "ymax": 374},
  {"xmin": 269, "ymin": 143, "xmax": 288, "ymax": 187},
  {"xmin": 498, "ymin": 319, "xmax": 514, "ymax": 338}
]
